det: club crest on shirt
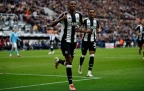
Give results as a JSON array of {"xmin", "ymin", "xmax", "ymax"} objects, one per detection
[{"xmin": 65, "ymin": 51, "xmax": 68, "ymax": 54}]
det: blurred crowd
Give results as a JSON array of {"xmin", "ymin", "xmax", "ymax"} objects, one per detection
[{"xmin": 0, "ymin": 0, "xmax": 144, "ymax": 48}]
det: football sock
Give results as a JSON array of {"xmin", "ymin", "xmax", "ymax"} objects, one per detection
[
  {"xmin": 80, "ymin": 55, "xmax": 85, "ymax": 66},
  {"xmin": 10, "ymin": 49, "xmax": 13, "ymax": 55},
  {"xmin": 88, "ymin": 54, "xmax": 94, "ymax": 71},
  {"xmin": 66, "ymin": 65, "xmax": 72, "ymax": 84},
  {"xmin": 58, "ymin": 59, "xmax": 66, "ymax": 65},
  {"xmin": 15, "ymin": 49, "xmax": 19, "ymax": 55},
  {"xmin": 51, "ymin": 46, "xmax": 53, "ymax": 52}
]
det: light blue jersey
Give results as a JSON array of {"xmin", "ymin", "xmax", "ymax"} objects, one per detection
[
  {"xmin": 9, "ymin": 31, "xmax": 20, "ymax": 43},
  {"xmin": 9, "ymin": 26, "xmax": 21, "ymax": 57}
]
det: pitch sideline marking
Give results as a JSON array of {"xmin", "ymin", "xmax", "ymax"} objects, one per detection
[
  {"xmin": 0, "ymin": 73, "xmax": 92, "ymax": 79},
  {"xmin": 0, "ymin": 55, "xmax": 140, "ymax": 58},
  {"xmin": 0, "ymin": 77, "xmax": 100, "ymax": 91}
]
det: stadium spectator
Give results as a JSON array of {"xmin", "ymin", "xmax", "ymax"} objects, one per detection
[
  {"xmin": 135, "ymin": 19, "xmax": 144, "ymax": 59},
  {"xmin": 0, "ymin": 0, "xmax": 144, "ymax": 49},
  {"xmin": 32, "ymin": 23, "xmax": 38, "ymax": 33}
]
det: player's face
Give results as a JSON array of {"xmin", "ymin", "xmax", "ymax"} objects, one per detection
[
  {"xmin": 88, "ymin": 9, "xmax": 95, "ymax": 19},
  {"xmin": 14, "ymin": 28, "xmax": 18, "ymax": 32},
  {"xmin": 68, "ymin": 1, "xmax": 76, "ymax": 11}
]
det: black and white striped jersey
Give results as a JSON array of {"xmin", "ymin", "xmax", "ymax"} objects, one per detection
[
  {"xmin": 58, "ymin": 11, "xmax": 82, "ymax": 43},
  {"xmin": 82, "ymin": 18, "xmax": 99, "ymax": 42},
  {"xmin": 49, "ymin": 33, "xmax": 55, "ymax": 41},
  {"xmin": 135, "ymin": 24, "xmax": 144, "ymax": 41}
]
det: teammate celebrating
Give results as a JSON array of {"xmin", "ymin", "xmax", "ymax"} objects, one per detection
[
  {"xmin": 135, "ymin": 19, "xmax": 144, "ymax": 59},
  {"xmin": 78, "ymin": 8, "xmax": 100, "ymax": 77}
]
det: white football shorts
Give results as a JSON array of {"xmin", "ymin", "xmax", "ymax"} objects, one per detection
[{"xmin": 12, "ymin": 43, "xmax": 17, "ymax": 48}]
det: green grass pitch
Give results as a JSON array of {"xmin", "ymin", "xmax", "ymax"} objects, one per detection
[{"xmin": 0, "ymin": 48, "xmax": 144, "ymax": 91}]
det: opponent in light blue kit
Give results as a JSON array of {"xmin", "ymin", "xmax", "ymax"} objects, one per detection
[{"xmin": 9, "ymin": 26, "xmax": 21, "ymax": 57}]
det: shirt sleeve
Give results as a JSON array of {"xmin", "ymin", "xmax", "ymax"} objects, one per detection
[
  {"xmin": 135, "ymin": 25, "xmax": 140, "ymax": 32},
  {"xmin": 57, "ymin": 12, "xmax": 67, "ymax": 20},
  {"xmin": 79, "ymin": 13, "xmax": 83, "ymax": 25}
]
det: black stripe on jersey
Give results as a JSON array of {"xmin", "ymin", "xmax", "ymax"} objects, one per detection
[
  {"xmin": 135, "ymin": 25, "xmax": 140, "ymax": 32},
  {"xmin": 97, "ymin": 20, "xmax": 99, "ymax": 28},
  {"xmin": 83, "ymin": 19, "xmax": 87, "ymax": 40},
  {"xmin": 88, "ymin": 20, "xmax": 93, "ymax": 41},
  {"xmin": 71, "ymin": 14, "xmax": 76, "ymax": 43},
  {"xmin": 79, "ymin": 13, "xmax": 83, "ymax": 25}
]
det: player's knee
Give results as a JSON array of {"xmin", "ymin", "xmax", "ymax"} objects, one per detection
[{"xmin": 66, "ymin": 60, "xmax": 72, "ymax": 65}]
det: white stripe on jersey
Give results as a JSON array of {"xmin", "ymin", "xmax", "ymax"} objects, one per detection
[
  {"xmin": 66, "ymin": 13, "xmax": 72, "ymax": 43},
  {"xmin": 59, "ymin": 23, "xmax": 64, "ymax": 41},
  {"xmin": 91, "ymin": 19, "xmax": 97, "ymax": 42},
  {"xmin": 74, "ymin": 13, "xmax": 80, "ymax": 42}
]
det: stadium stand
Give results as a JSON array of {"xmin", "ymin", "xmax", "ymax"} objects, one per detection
[{"xmin": 0, "ymin": 0, "xmax": 144, "ymax": 50}]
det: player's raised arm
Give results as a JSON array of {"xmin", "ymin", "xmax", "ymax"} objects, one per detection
[{"xmin": 47, "ymin": 13, "xmax": 67, "ymax": 27}]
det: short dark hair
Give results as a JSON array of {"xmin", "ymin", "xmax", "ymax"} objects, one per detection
[
  {"xmin": 67, "ymin": 0, "xmax": 76, "ymax": 4},
  {"xmin": 88, "ymin": 8, "xmax": 95, "ymax": 12}
]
